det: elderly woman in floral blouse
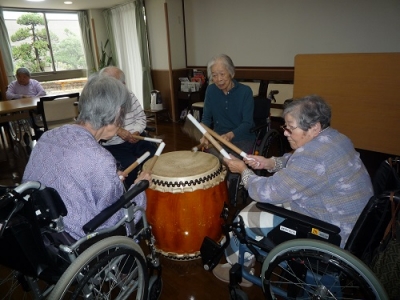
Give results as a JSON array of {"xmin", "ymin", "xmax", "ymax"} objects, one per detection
[{"xmin": 213, "ymin": 94, "xmax": 373, "ymax": 287}]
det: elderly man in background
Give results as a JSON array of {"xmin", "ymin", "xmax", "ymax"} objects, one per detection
[
  {"xmin": 6, "ymin": 67, "xmax": 46, "ymax": 99},
  {"xmin": 99, "ymin": 66, "xmax": 156, "ymax": 187}
]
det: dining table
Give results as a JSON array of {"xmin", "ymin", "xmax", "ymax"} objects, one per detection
[{"xmin": 0, "ymin": 97, "xmax": 40, "ymax": 123}]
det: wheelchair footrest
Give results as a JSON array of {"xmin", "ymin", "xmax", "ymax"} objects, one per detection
[
  {"xmin": 229, "ymin": 263, "xmax": 243, "ymax": 287},
  {"xmin": 200, "ymin": 236, "xmax": 225, "ymax": 271}
]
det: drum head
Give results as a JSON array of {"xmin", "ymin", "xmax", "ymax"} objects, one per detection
[{"xmin": 143, "ymin": 151, "xmax": 226, "ymax": 193}]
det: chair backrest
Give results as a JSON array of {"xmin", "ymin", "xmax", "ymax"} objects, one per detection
[
  {"xmin": 372, "ymin": 158, "xmax": 400, "ymax": 196},
  {"xmin": 253, "ymin": 95, "xmax": 272, "ymax": 127},
  {"xmin": 38, "ymin": 92, "xmax": 79, "ymax": 131},
  {"xmin": 267, "ymin": 82, "xmax": 293, "ymax": 118},
  {"xmin": 344, "ymin": 192, "xmax": 396, "ymax": 263},
  {"xmin": 345, "ymin": 158, "xmax": 400, "ymax": 262},
  {"xmin": 0, "ymin": 186, "xmax": 68, "ymax": 278}
]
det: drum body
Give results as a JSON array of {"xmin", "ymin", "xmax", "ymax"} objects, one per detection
[{"xmin": 143, "ymin": 151, "xmax": 227, "ymax": 259}]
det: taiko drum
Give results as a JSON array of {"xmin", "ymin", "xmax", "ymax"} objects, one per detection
[{"xmin": 143, "ymin": 151, "xmax": 227, "ymax": 259}]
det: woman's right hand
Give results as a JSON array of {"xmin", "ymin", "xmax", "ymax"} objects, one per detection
[
  {"xmin": 244, "ymin": 155, "xmax": 272, "ymax": 170},
  {"xmin": 200, "ymin": 135, "xmax": 209, "ymax": 148}
]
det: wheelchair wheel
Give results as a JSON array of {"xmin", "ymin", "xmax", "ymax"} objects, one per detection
[
  {"xmin": 1, "ymin": 269, "xmax": 31, "ymax": 299},
  {"xmin": 0, "ymin": 268, "xmax": 54, "ymax": 299},
  {"xmin": 256, "ymin": 129, "xmax": 284, "ymax": 176},
  {"xmin": 261, "ymin": 239, "xmax": 388, "ymax": 300},
  {"xmin": 48, "ymin": 236, "xmax": 149, "ymax": 300}
]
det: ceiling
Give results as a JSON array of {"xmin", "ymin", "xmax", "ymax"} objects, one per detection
[{"xmin": 0, "ymin": 0, "xmax": 128, "ymax": 11}]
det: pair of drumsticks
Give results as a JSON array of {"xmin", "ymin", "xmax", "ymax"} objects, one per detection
[
  {"xmin": 187, "ymin": 114, "xmax": 253, "ymax": 161},
  {"xmin": 119, "ymin": 135, "xmax": 166, "ymax": 180}
]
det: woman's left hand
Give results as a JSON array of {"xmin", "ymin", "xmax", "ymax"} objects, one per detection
[
  {"xmin": 223, "ymin": 154, "xmax": 247, "ymax": 174},
  {"xmin": 135, "ymin": 170, "xmax": 152, "ymax": 183}
]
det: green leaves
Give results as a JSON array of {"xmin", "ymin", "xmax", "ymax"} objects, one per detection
[{"xmin": 11, "ymin": 13, "xmax": 48, "ymax": 72}]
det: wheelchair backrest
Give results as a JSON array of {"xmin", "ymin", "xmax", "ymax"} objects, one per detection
[
  {"xmin": 0, "ymin": 186, "xmax": 68, "ymax": 279},
  {"xmin": 372, "ymin": 158, "xmax": 400, "ymax": 196},
  {"xmin": 345, "ymin": 192, "xmax": 398, "ymax": 264}
]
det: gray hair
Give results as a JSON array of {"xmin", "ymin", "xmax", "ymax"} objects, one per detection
[
  {"xmin": 16, "ymin": 67, "xmax": 31, "ymax": 77},
  {"xmin": 206, "ymin": 54, "xmax": 235, "ymax": 80},
  {"xmin": 77, "ymin": 74, "xmax": 131, "ymax": 130},
  {"xmin": 283, "ymin": 94, "xmax": 331, "ymax": 131},
  {"xmin": 99, "ymin": 66, "xmax": 126, "ymax": 84}
]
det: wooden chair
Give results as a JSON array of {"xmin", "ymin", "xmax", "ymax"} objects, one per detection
[{"xmin": 31, "ymin": 92, "xmax": 79, "ymax": 139}]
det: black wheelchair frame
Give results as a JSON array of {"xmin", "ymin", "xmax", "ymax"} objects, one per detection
[
  {"xmin": 0, "ymin": 180, "xmax": 162, "ymax": 300},
  {"xmin": 201, "ymin": 190, "xmax": 400, "ymax": 300}
]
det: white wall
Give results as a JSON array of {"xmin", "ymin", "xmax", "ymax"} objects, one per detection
[
  {"xmin": 184, "ymin": 0, "xmax": 400, "ymax": 67},
  {"xmin": 146, "ymin": 0, "xmax": 170, "ymax": 70},
  {"xmin": 166, "ymin": 0, "xmax": 186, "ymax": 69}
]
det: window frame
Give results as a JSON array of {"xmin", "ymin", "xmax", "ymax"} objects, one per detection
[{"xmin": 3, "ymin": 7, "xmax": 88, "ymax": 81}]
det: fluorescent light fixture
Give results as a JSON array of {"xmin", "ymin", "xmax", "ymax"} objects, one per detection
[{"xmin": 64, "ymin": 1, "xmax": 73, "ymax": 4}]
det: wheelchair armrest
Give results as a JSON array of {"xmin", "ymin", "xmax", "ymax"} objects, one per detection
[
  {"xmin": 82, "ymin": 180, "xmax": 149, "ymax": 234},
  {"xmin": 256, "ymin": 202, "xmax": 341, "ymax": 235}
]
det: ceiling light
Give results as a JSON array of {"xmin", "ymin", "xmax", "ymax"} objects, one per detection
[{"xmin": 64, "ymin": 1, "xmax": 73, "ymax": 4}]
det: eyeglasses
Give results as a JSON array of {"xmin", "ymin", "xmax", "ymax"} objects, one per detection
[{"xmin": 280, "ymin": 124, "xmax": 298, "ymax": 135}]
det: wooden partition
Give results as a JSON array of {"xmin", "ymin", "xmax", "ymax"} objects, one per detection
[
  {"xmin": 0, "ymin": 50, "xmax": 8, "ymax": 101},
  {"xmin": 293, "ymin": 53, "xmax": 400, "ymax": 155}
]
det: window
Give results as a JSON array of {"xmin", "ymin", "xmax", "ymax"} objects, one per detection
[{"xmin": 3, "ymin": 10, "xmax": 87, "ymax": 82}]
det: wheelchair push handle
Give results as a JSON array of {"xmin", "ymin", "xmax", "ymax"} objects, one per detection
[
  {"xmin": 82, "ymin": 180, "xmax": 150, "ymax": 234},
  {"xmin": 0, "ymin": 181, "xmax": 45, "ymax": 237}
]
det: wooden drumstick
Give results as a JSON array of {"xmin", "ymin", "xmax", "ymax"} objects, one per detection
[
  {"xmin": 186, "ymin": 114, "xmax": 230, "ymax": 159},
  {"xmin": 121, "ymin": 151, "xmax": 151, "ymax": 178},
  {"xmin": 191, "ymin": 142, "xmax": 204, "ymax": 152},
  {"xmin": 146, "ymin": 142, "xmax": 166, "ymax": 171}
]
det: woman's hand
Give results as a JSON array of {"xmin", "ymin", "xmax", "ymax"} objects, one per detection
[
  {"xmin": 117, "ymin": 170, "xmax": 126, "ymax": 181},
  {"xmin": 117, "ymin": 128, "xmax": 139, "ymax": 144},
  {"xmin": 221, "ymin": 131, "xmax": 234, "ymax": 142},
  {"xmin": 135, "ymin": 170, "xmax": 151, "ymax": 183},
  {"xmin": 223, "ymin": 154, "xmax": 247, "ymax": 174},
  {"xmin": 200, "ymin": 135, "xmax": 210, "ymax": 148},
  {"xmin": 244, "ymin": 155, "xmax": 275, "ymax": 170}
]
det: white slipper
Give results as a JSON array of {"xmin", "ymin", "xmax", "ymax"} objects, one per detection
[{"xmin": 212, "ymin": 263, "xmax": 254, "ymax": 288}]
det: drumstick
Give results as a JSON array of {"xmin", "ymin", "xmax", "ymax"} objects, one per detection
[
  {"xmin": 146, "ymin": 142, "xmax": 166, "ymax": 171},
  {"xmin": 200, "ymin": 124, "xmax": 253, "ymax": 160},
  {"xmin": 187, "ymin": 114, "xmax": 230, "ymax": 159},
  {"xmin": 131, "ymin": 134, "xmax": 163, "ymax": 144},
  {"xmin": 192, "ymin": 142, "xmax": 203, "ymax": 152},
  {"xmin": 121, "ymin": 151, "xmax": 151, "ymax": 178}
]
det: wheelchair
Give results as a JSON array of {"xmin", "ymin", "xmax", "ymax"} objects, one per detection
[
  {"xmin": 200, "ymin": 188, "xmax": 399, "ymax": 299},
  {"xmin": 0, "ymin": 180, "xmax": 162, "ymax": 299}
]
